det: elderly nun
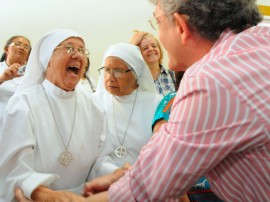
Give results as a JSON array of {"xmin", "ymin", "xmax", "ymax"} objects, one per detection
[
  {"xmin": 0, "ymin": 29, "xmax": 106, "ymax": 201},
  {"xmin": 89, "ymin": 43, "xmax": 162, "ymax": 179}
]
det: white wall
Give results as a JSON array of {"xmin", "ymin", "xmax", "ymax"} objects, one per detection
[
  {"xmin": 258, "ymin": 0, "xmax": 270, "ymax": 6},
  {"xmin": 258, "ymin": 0, "xmax": 270, "ymax": 24},
  {"xmin": 1, "ymin": 0, "xmax": 269, "ymax": 81},
  {"xmin": 0, "ymin": 0, "xmax": 157, "ymax": 81}
]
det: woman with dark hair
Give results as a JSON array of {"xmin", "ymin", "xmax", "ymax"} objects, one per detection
[
  {"xmin": 76, "ymin": 57, "xmax": 96, "ymax": 93},
  {"xmin": 0, "ymin": 35, "xmax": 31, "ymax": 84},
  {"xmin": 0, "ymin": 36, "xmax": 31, "ymax": 119}
]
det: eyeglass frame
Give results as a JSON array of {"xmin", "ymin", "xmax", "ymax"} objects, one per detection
[
  {"xmin": 148, "ymin": 13, "xmax": 165, "ymax": 30},
  {"xmin": 9, "ymin": 41, "xmax": 31, "ymax": 51},
  {"xmin": 98, "ymin": 66, "xmax": 133, "ymax": 78},
  {"xmin": 54, "ymin": 45, "xmax": 90, "ymax": 57}
]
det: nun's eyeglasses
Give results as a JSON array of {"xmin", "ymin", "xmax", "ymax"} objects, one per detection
[
  {"xmin": 55, "ymin": 45, "xmax": 90, "ymax": 57},
  {"xmin": 98, "ymin": 67, "xmax": 132, "ymax": 78}
]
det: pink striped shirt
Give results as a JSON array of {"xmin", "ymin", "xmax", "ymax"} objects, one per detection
[{"xmin": 109, "ymin": 26, "xmax": 270, "ymax": 201}]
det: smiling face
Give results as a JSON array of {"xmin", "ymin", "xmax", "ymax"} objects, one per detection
[
  {"xmin": 139, "ymin": 36, "xmax": 161, "ymax": 66},
  {"xmin": 5, "ymin": 36, "xmax": 31, "ymax": 66},
  {"xmin": 45, "ymin": 37, "xmax": 87, "ymax": 91},
  {"xmin": 104, "ymin": 56, "xmax": 138, "ymax": 96}
]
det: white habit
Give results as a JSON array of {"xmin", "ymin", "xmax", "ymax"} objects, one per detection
[
  {"xmin": 0, "ymin": 79, "xmax": 105, "ymax": 201},
  {"xmin": 0, "ymin": 28, "xmax": 108, "ymax": 201},
  {"xmin": 90, "ymin": 88, "xmax": 161, "ymax": 178},
  {"xmin": 89, "ymin": 43, "xmax": 162, "ymax": 178}
]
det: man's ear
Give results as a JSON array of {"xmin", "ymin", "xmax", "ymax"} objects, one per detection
[{"xmin": 173, "ymin": 13, "xmax": 191, "ymax": 45}]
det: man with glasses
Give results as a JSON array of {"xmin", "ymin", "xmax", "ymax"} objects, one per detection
[{"xmin": 15, "ymin": 0, "xmax": 270, "ymax": 201}]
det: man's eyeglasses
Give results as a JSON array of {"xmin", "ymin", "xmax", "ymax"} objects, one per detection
[
  {"xmin": 55, "ymin": 45, "xmax": 90, "ymax": 57},
  {"xmin": 9, "ymin": 42, "xmax": 31, "ymax": 51},
  {"xmin": 98, "ymin": 67, "xmax": 132, "ymax": 78},
  {"xmin": 148, "ymin": 14, "xmax": 164, "ymax": 30}
]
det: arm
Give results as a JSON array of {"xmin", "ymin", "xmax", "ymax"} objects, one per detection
[
  {"xmin": 31, "ymin": 186, "xmax": 85, "ymax": 202},
  {"xmin": 153, "ymin": 119, "xmax": 167, "ymax": 133},
  {"xmin": 108, "ymin": 76, "xmax": 264, "ymax": 201},
  {"xmin": 15, "ymin": 186, "xmax": 85, "ymax": 202}
]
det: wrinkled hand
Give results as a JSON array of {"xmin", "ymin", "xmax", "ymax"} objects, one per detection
[
  {"xmin": 83, "ymin": 163, "xmax": 131, "ymax": 197},
  {"xmin": 15, "ymin": 188, "xmax": 32, "ymax": 202},
  {"xmin": 15, "ymin": 186, "xmax": 86, "ymax": 202},
  {"xmin": 84, "ymin": 191, "xmax": 109, "ymax": 202},
  {"xmin": 129, "ymin": 31, "xmax": 148, "ymax": 46},
  {"xmin": 83, "ymin": 173, "xmax": 116, "ymax": 197},
  {"xmin": 0, "ymin": 63, "xmax": 22, "ymax": 83}
]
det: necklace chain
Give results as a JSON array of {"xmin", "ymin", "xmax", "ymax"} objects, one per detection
[
  {"xmin": 112, "ymin": 89, "xmax": 138, "ymax": 147},
  {"xmin": 42, "ymin": 85, "xmax": 77, "ymax": 156}
]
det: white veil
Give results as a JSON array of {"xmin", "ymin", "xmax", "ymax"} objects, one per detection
[
  {"xmin": 16, "ymin": 29, "xmax": 81, "ymax": 93},
  {"xmin": 96, "ymin": 43, "xmax": 157, "ymax": 94}
]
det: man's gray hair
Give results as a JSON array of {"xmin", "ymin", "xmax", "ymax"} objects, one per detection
[{"xmin": 148, "ymin": 0, "xmax": 262, "ymax": 41}]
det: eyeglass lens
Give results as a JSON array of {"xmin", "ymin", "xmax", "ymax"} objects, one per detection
[
  {"xmin": 99, "ymin": 67, "xmax": 128, "ymax": 78},
  {"xmin": 10, "ymin": 42, "xmax": 30, "ymax": 50}
]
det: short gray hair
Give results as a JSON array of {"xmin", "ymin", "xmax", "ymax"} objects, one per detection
[{"xmin": 148, "ymin": 0, "xmax": 262, "ymax": 41}]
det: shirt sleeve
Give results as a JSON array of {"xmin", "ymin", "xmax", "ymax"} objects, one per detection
[{"xmin": 108, "ymin": 75, "xmax": 266, "ymax": 201}]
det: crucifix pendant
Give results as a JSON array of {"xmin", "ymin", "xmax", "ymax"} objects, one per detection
[
  {"xmin": 115, "ymin": 146, "xmax": 127, "ymax": 158},
  {"xmin": 59, "ymin": 150, "xmax": 73, "ymax": 166}
]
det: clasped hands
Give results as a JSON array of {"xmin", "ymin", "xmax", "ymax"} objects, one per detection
[{"xmin": 15, "ymin": 164, "xmax": 131, "ymax": 202}]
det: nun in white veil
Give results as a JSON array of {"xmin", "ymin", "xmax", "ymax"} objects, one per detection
[
  {"xmin": 89, "ymin": 43, "xmax": 162, "ymax": 179},
  {"xmin": 0, "ymin": 29, "xmax": 105, "ymax": 201}
]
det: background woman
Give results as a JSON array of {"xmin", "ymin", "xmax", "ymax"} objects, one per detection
[
  {"xmin": 0, "ymin": 35, "xmax": 31, "ymax": 84},
  {"xmin": 130, "ymin": 30, "xmax": 175, "ymax": 96}
]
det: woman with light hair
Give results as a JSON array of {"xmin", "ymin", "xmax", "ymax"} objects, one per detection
[{"xmin": 130, "ymin": 30, "xmax": 175, "ymax": 96}]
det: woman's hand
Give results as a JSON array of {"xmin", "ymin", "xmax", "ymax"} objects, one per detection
[
  {"xmin": 15, "ymin": 186, "xmax": 86, "ymax": 202},
  {"xmin": 0, "ymin": 63, "xmax": 22, "ymax": 84},
  {"xmin": 129, "ymin": 31, "xmax": 148, "ymax": 46},
  {"xmin": 83, "ymin": 163, "xmax": 131, "ymax": 197},
  {"xmin": 14, "ymin": 188, "xmax": 32, "ymax": 202}
]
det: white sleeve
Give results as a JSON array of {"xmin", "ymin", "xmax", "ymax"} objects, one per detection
[{"xmin": 0, "ymin": 95, "xmax": 58, "ymax": 201}]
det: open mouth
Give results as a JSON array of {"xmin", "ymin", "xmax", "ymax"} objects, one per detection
[{"xmin": 67, "ymin": 66, "xmax": 80, "ymax": 74}]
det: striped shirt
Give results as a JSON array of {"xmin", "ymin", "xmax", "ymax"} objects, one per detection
[{"xmin": 109, "ymin": 26, "xmax": 270, "ymax": 201}]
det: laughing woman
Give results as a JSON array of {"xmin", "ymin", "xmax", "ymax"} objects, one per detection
[{"xmin": 0, "ymin": 29, "xmax": 106, "ymax": 201}]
